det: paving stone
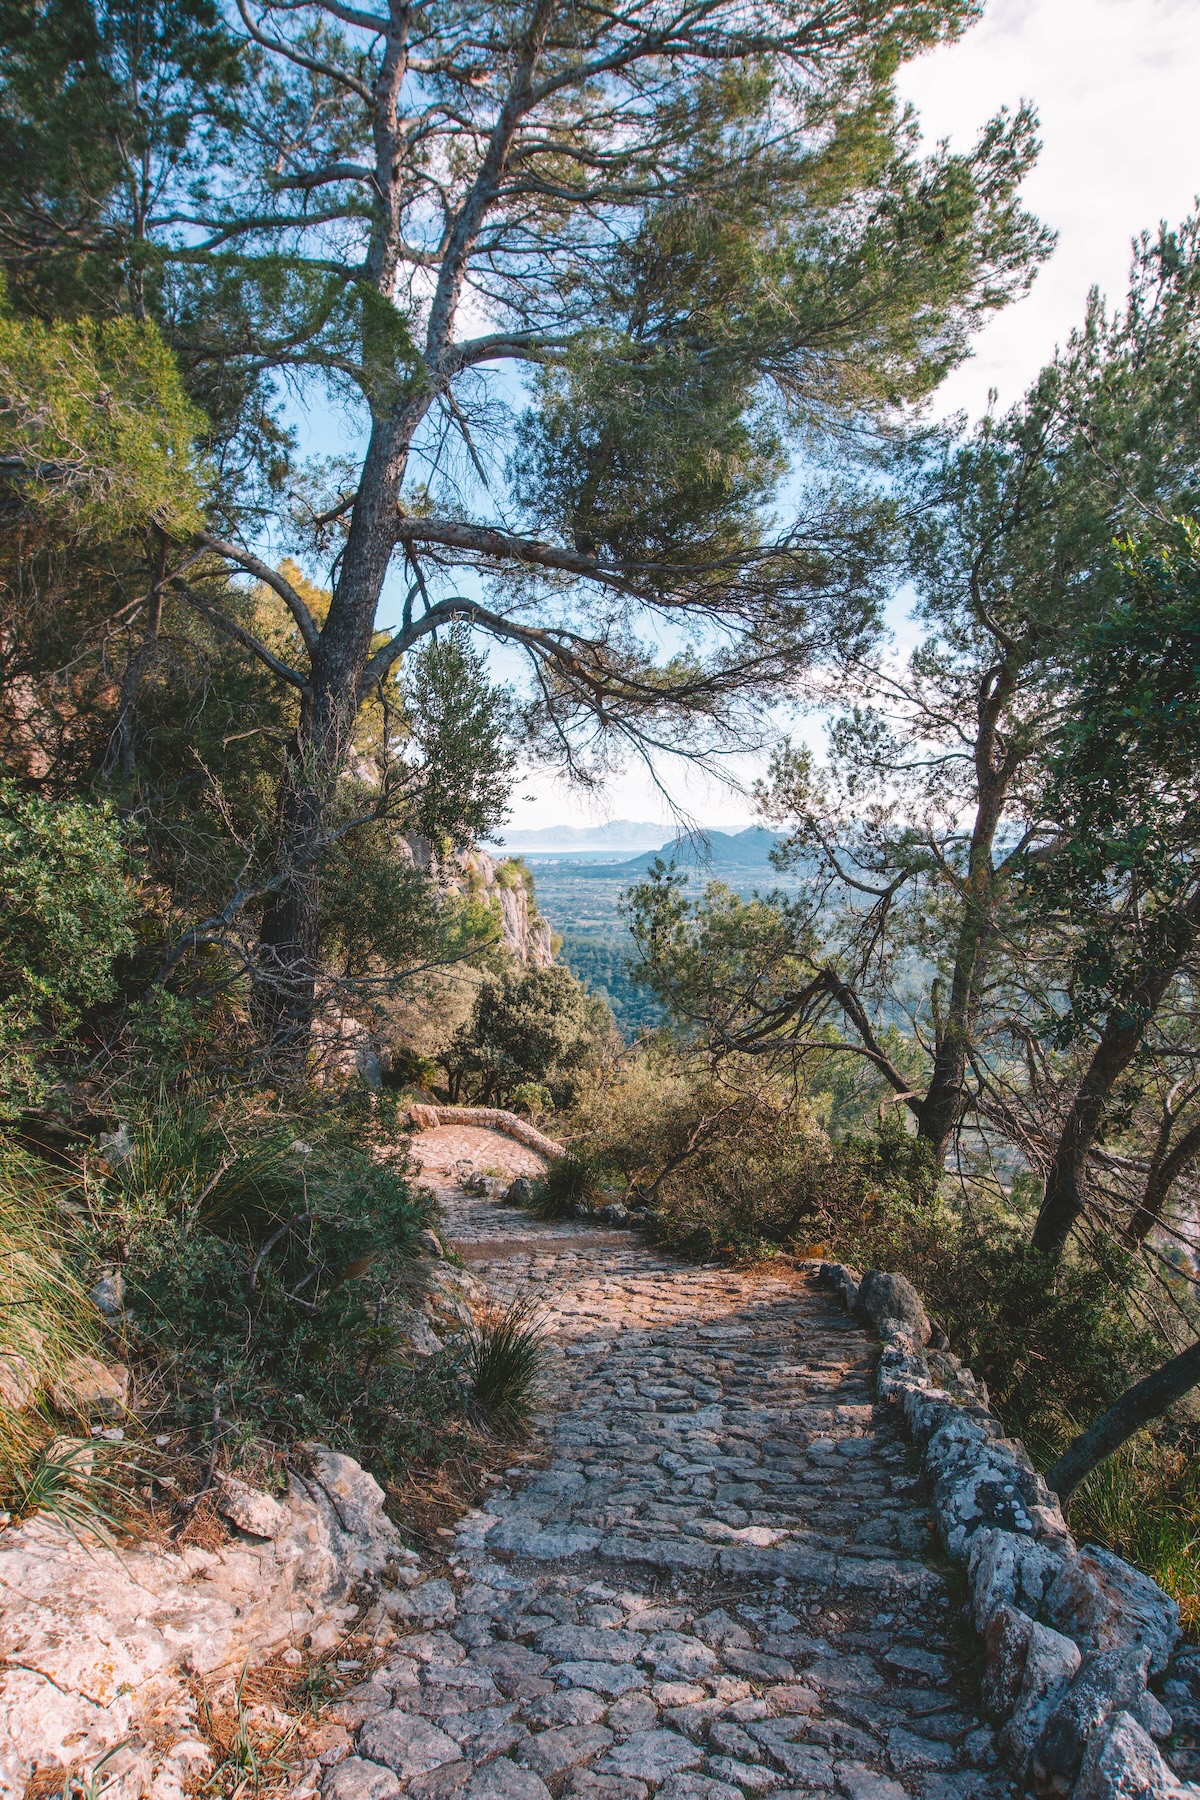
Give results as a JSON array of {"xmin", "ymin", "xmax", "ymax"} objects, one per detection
[
  {"xmin": 595, "ymin": 1729, "xmax": 705, "ymax": 1779},
  {"xmin": 538, "ymin": 1626, "xmax": 644, "ymax": 1664},
  {"xmin": 563, "ymin": 1775, "xmax": 649, "ymax": 1800},
  {"xmin": 463, "ymin": 1761, "xmax": 552, "ymax": 1800},
  {"xmin": 521, "ymin": 1691, "xmax": 608, "ymax": 1729},
  {"xmin": 550, "ymin": 1661, "xmax": 649, "ymax": 1697},
  {"xmin": 518, "ymin": 1724, "xmax": 614, "ymax": 1778},
  {"xmin": 656, "ymin": 1779, "xmax": 743, "ymax": 1800},
  {"xmin": 887, "ymin": 1727, "xmax": 960, "ymax": 1772},
  {"xmin": 704, "ymin": 1755, "xmax": 781, "ymax": 1792},
  {"xmin": 835, "ymin": 1766, "xmax": 909, "ymax": 1800},
  {"xmin": 408, "ymin": 1763, "xmax": 473, "ymax": 1800},
  {"xmin": 358, "ymin": 1714, "xmax": 463, "ymax": 1778},
  {"xmin": 606, "ymin": 1693, "xmax": 660, "ymax": 1737},
  {"xmin": 322, "ymin": 1758, "xmax": 403, "ymax": 1800}
]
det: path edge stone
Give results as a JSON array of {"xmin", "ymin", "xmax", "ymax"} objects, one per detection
[
  {"xmin": 807, "ymin": 1258, "xmax": 1195, "ymax": 1800},
  {"xmin": 407, "ymin": 1105, "xmax": 566, "ymax": 1160}
]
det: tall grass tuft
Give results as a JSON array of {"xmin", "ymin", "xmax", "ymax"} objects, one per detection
[
  {"xmin": 466, "ymin": 1297, "xmax": 547, "ymax": 1434},
  {"xmin": 1068, "ymin": 1430, "xmax": 1200, "ymax": 1631},
  {"xmin": 0, "ymin": 1146, "xmax": 99, "ymax": 1503},
  {"xmin": 111, "ymin": 1097, "xmax": 307, "ymax": 1237},
  {"xmin": 9, "ymin": 1436, "xmax": 130, "ymax": 1548},
  {"xmin": 527, "ymin": 1150, "xmax": 606, "ymax": 1220}
]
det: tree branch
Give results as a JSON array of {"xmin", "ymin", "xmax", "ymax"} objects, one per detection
[
  {"xmin": 197, "ymin": 533, "xmax": 321, "ymax": 654},
  {"xmin": 172, "ymin": 579, "xmax": 311, "ymax": 692}
]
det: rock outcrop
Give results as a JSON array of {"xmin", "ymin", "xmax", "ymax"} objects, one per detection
[
  {"xmin": 401, "ymin": 836, "xmax": 554, "ymax": 969},
  {"xmin": 0, "ymin": 1447, "xmax": 421, "ymax": 1799}
]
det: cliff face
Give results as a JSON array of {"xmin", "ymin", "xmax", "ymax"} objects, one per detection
[{"xmin": 401, "ymin": 837, "xmax": 554, "ymax": 968}]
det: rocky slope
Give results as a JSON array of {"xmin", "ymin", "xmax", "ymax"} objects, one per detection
[{"xmin": 401, "ymin": 837, "xmax": 554, "ymax": 970}]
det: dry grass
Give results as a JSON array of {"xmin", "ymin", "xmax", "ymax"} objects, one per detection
[{"xmin": 0, "ymin": 1146, "xmax": 104, "ymax": 1509}]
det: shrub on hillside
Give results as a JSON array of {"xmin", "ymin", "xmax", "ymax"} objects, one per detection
[
  {"xmin": 569, "ymin": 1050, "xmax": 838, "ymax": 1257},
  {"xmin": 89, "ymin": 1100, "xmax": 473, "ymax": 1479},
  {"xmin": 0, "ymin": 782, "xmax": 136, "ymax": 1117},
  {"xmin": 442, "ymin": 964, "xmax": 613, "ymax": 1108}
]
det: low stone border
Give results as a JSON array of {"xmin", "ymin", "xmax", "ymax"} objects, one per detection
[
  {"xmin": 406, "ymin": 1105, "xmax": 566, "ymax": 1161},
  {"xmin": 810, "ymin": 1259, "xmax": 1195, "ymax": 1800}
]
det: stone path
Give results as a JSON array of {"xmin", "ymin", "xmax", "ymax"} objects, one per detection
[{"xmin": 328, "ymin": 1148, "xmax": 1013, "ymax": 1800}]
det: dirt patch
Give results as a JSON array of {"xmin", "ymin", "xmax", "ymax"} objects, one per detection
[{"xmin": 408, "ymin": 1124, "xmax": 549, "ymax": 1190}]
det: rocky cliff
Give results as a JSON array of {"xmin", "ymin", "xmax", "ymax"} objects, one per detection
[{"xmin": 401, "ymin": 837, "xmax": 554, "ymax": 969}]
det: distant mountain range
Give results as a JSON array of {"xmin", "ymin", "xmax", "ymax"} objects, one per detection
[
  {"xmin": 487, "ymin": 819, "xmax": 674, "ymax": 853},
  {"xmin": 582, "ymin": 824, "xmax": 787, "ymax": 875}
]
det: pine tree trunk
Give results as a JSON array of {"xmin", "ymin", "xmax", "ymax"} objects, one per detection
[
  {"xmin": 1032, "ymin": 891, "xmax": 1200, "ymax": 1253},
  {"xmin": 1046, "ymin": 1336, "xmax": 1200, "ymax": 1501},
  {"xmin": 251, "ymin": 413, "xmax": 418, "ymax": 1076}
]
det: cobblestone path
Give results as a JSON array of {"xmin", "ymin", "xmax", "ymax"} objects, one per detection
[{"xmin": 329, "ymin": 1160, "xmax": 1012, "ymax": 1800}]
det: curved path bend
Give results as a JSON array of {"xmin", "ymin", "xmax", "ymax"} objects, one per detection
[{"xmin": 331, "ymin": 1137, "xmax": 1013, "ymax": 1800}]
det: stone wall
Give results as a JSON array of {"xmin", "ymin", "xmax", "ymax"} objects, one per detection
[
  {"xmin": 812, "ymin": 1259, "xmax": 1197, "ymax": 1800},
  {"xmin": 406, "ymin": 1103, "xmax": 566, "ymax": 1160}
]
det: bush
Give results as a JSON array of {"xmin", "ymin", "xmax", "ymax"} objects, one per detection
[
  {"xmin": 568, "ymin": 1049, "xmax": 836, "ymax": 1258},
  {"xmin": 527, "ymin": 1150, "xmax": 607, "ymax": 1219},
  {"xmin": 509, "ymin": 1081, "xmax": 553, "ymax": 1119},
  {"xmin": 569, "ymin": 1053, "xmax": 1151, "ymax": 1455},
  {"xmin": 94, "ymin": 1099, "xmax": 452, "ymax": 1479},
  {"xmin": 442, "ymin": 964, "xmax": 612, "ymax": 1108},
  {"xmin": 466, "ymin": 1297, "xmax": 546, "ymax": 1434},
  {"xmin": 0, "ymin": 782, "xmax": 136, "ymax": 1116},
  {"xmin": 824, "ymin": 1170, "xmax": 1153, "ymax": 1455}
]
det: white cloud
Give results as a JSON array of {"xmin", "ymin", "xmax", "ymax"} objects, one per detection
[{"xmin": 897, "ymin": 0, "xmax": 1200, "ymax": 418}]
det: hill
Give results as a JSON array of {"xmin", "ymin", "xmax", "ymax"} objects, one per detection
[{"xmin": 581, "ymin": 824, "xmax": 785, "ymax": 876}]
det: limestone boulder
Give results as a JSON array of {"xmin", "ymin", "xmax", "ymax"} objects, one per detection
[
  {"xmin": 1031, "ymin": 1646, "xmax": 1172, "ymax": 1795},
  {"xmin": 216, "ymin": 1472, "xmax": 288, "ymax": 1539},
  {"xmin": 0, "ymin": 1445, "xmax": 419, "ymax": 1799},
  {"xmin": 1073, "ymin": 1710, "xmax": 1194, "ymax": 1800},
  {"xmin": 968, "ymin": 1529, "xmax": 1073, "ymax": 1633},
  {"xmin": 997, "ymin": 1620, "xmax": 1081, "ymax": 1775},
  {"xmin": 1043, "ymin": 1545, "xmax": 1180, "ymax": 1676},
  {"xmin": 854, "ymin": 1270, "xmax": 931, "ymax": 1345}
]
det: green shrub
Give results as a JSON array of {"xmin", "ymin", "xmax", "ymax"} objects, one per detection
[
  {"xmin": 0, "ymin": 782, "xmax": 136, "ymax": 1116},
  {"xmin": 442, "ymin": 965, "xmax": 613, "ymax": 1107},
  {"xmin": 98, "ymin": 1099, "xmax": 449, "ymax": 1479},
  {"xmin": 509, "ymin": 1081, "xmax": 553, "ymax": 1119},
  {"xmin": 569, "ymin": 1052, "xmax": 836, "ymax": 1258},
  {"xmin": 528, "ymin": 1150, "xmax": 607, "ymax": 1219}
]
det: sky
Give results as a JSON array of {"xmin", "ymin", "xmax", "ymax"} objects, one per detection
[{"xmin": 503, "ymin": 0, "xmax": 1200, "ymax": 837}]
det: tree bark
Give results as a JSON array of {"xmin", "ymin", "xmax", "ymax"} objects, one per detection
[
  {"xmin": 249, "ymin": 1, "xmax": 547, "ymax": 1074},
  {"xmin": 1031, "ymin": 886, "xmax": 1200, "ymax": 1254},
  {"xmin": 1046, "ymin": 1335, "xmax": 1200, "ymax": 1501},
  {"xmin": 911, "ymin": 660, "xmax": 1015, "ymax": 1161},
  {"xmin": 1123, "ymin": 1112, "xmax": 1200, "ymax": 1247}
]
